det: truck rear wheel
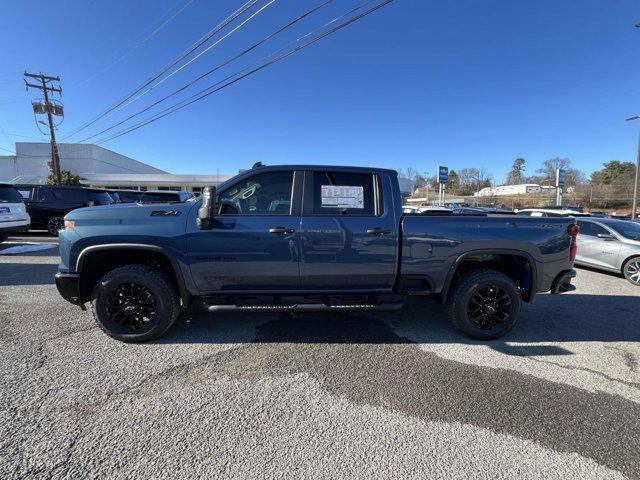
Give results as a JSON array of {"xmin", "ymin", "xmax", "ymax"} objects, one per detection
[
  {"xmin": 448, "ymin": 269, "xmax": 522, "ymax": 340},
  {"xmin": 90, "ymin": 264, "xmax": 180, "ymax": 342}
]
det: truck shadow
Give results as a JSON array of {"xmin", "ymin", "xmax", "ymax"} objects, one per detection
[{"xmin": 162, "ymin": 293, "xmax": 640, "ymax": 349}]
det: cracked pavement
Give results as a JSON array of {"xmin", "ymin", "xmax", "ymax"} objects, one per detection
[{"xmin": 1, "ymin": 234, "xmax": 639, "ymax": 479}]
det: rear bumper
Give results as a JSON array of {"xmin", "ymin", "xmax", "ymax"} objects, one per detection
[
  {"xmin": 54, "ymin": 272, "xmax": 83, "ymax": 306},
  {"xmin": 550, "ymin": 269, "xmax": 577, "ymax": 294}
]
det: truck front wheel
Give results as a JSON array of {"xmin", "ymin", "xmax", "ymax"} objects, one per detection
[
  {"xmin": 90, "ymin": 264, "xmax": 180, "ymax": 342},
  {"xmin": 448, "ymin": 269, "xmax": 522, "ymax": 340}
]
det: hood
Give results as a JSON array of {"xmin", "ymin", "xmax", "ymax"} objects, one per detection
[{"xmin": 65, "ymin": 200, "xmax": 195, "ymax": 222}]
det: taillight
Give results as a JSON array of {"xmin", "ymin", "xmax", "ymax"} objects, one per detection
[{"xmin": 568, "ymin": 224, "xmax": 579, "ymax": 261}]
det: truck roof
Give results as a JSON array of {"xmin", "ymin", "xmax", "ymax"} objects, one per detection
[{"xmin": 250, "ymin": 164, "xmax": 398, "ymax": 175}]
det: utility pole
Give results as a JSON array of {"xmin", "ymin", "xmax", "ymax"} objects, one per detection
[
  {"xmin": 625, "ymin": 115, "xmax": 640, "ymax": 220},
  {"xmin": 633, "ymin": 129, "xmax": 640, "ymax": 220},
  {"xmin": 24, "ymin": 72, "xmax": 63, "ymax": 185}
]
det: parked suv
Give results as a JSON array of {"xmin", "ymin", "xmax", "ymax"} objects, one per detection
[
  {"xmin": 16, "ymin": 185, "xmax": 113, "ymax": 235},
  {"xmin": 0, "ymin": 183, "xmax": 30, "ymax": 243}
]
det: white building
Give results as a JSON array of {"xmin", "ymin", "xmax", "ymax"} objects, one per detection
[
  {"xmin": 474, "ymin": 183, "xmax": 554, "ymax": 197},
  {"xmin": 0, "ymin": 142, "xmax": 232, "ymax": 191}
]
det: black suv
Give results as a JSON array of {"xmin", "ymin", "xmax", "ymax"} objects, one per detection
[{"xmin": 15, "ymin": 185, "xmax": 113, "ymax": 235}]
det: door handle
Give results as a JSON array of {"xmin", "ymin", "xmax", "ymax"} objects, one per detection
[
  {"xmin": 269, "ymin": 227, "xmax": 295, "ymax": 234},
  {"xmin": 367, "ymin": 228, "xmax": 391, "ymax": 235}
]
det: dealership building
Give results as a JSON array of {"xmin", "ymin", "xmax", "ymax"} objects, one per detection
[
  {"xmin": 0, "ymin": 141, "xmax": 413, "ymax": 195},
  {"xmin": 0, "ymin": 142, "xmax": 233, "ymax": 192}
]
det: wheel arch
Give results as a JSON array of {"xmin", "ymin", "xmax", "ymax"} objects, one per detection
[
  {"xmin": 440, "ymin": 249, "xmax": 538, "ymax": 304},
  {"xmin": 621, "ymin": 253, "xmax": 640, "ymax": 276},
  {"xmin": 76, "ymin": 244, "xmax": 190, "ymax": 306}
]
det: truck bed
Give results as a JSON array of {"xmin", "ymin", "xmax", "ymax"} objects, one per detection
[{"xmin": 400, "ymin": 215, "xmax": 575, "ymax": 295}]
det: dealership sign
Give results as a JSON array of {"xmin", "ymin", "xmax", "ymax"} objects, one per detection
[{"xmin": 438, "ymin": 165, "xmax": 449, "ymax": 184}]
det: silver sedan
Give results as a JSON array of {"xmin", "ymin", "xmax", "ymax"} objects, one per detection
[{"xmin": 575, "ymin": 218, "xmax": 640, "ymax": 285}]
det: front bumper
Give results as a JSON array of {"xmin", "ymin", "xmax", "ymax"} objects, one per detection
[
  {"xmin": 550, "ymin": 269, "xmax": 577, "ymax": 294},
  {"xmin": 54, "ymin": 273, "xmax": 83, "ymax": 306}
]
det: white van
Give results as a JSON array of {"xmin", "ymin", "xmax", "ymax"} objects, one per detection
[{"xmin": 0, "ymin": 183, "xmax": 31, "ymax": 243}]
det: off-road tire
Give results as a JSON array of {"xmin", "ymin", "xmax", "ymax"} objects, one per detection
[
  {"xmin": 448, "ymin": 269, "xmax": 522, "ymax": 340},
  {"xmin": 91, "ymin": 264, "xmax": 180, "ymax": 342}
]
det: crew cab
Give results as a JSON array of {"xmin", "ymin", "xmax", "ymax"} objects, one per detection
[{"xmin": 55, "ymin": 165, "xmax": 579, "ymax": 342}]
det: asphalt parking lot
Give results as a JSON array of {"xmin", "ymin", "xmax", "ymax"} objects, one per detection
[{"xmin": 1, "ymin": 233, "xmax": 639, "ymax": 479}]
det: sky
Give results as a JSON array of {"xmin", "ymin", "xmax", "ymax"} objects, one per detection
[{"xmin": 0, "ymin": 0, "xmax": 639, "ymax": 183}]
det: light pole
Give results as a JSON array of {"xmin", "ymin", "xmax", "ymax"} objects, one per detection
[{"xmin": 626, "ymin": 115, "xmax": 640, "ymax": 220}]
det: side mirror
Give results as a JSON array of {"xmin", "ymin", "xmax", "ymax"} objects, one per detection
[
  {"xmin": 197, "ymin": 186, "xmax": 216, "ymax": 230},
  {"xmin": 597, "ymin": 233, "xmax": 615, "ymax": 240}
]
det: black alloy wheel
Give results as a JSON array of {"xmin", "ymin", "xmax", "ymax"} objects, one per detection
[
  {"xmin": 91, "ymin": 264, "xmax": 180, "ymax": 342},
  {"xmin": 104, "ymin": 282, "xmax": 158, "ymax": 331},
  {"xmin": 448, "ymin": 269, "xmax": 522, "ymax": 340},
  {"xmin": 467, "ymin": 284, "xmax": 513, "ymax": 330}
]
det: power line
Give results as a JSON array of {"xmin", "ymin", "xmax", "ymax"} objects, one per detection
[
  {"xmin": 96, "ymin": 0, "xmax": 394, "ymax": 145},
  {"xmin": 70, "ymin": 0, "xmax": 198, "ymax": 89},
  {"xmin": 94, "ymin": 0, "xmax": 380, "ymax": 144},
  {"xmin": 62, "ymin": 0, "xmax": 261, "ymax": 140},
  {"xmin": 78, "ymin": 0, "xmax": 334, "ymax": 143},
  {"xmin": 140, "ymin": 0, "xmax": 197, "ymax": 43},
  {"xmin": 84, "ymin": 0, "xmax": 374, "ymax": 144},
  {"xmin": 115, "ymin": 0, "xmax": 278, "ymax": 113}
]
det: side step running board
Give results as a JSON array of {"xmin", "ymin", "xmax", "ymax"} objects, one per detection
[{"xmin": 204, "ymin": 302, "xmax": 403, "ymax": 313}]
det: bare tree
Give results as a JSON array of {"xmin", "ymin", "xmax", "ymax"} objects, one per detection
[{"xmin": 506, "ymin": 158, "xmax": 526, "ymax": 185}]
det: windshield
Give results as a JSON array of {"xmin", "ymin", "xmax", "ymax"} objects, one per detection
[
  {"xmin": 117, "ymin": 191, "xmax": 142, "ymax": 203},
  {"xmin": 0, "ymin": 186, "xmax": 23, "ymax": 203},
  {"xmin": 608, "ymin": 221, "xmax": 640, "ymax": 241},
  {"xmin": 89, "ymin": 191, "xmax": 114, "ymax": 205}
]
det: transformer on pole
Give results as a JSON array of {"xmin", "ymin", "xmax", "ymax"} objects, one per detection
[{"xmin": 24, "ymin": 71, "xmax": 64, "ymax": 185}]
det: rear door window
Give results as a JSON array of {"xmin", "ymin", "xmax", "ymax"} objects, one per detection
[
  {"xmin": 307, "ymin": 171, "xmax": 378, "ymax": 216},
  {"xmin": 0, "ymin": 186, "xmax": 24, "ymax": 203}
]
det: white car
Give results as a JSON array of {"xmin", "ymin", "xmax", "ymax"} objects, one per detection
[
  {"xmin": 515, "ymin": 208, "xmax": 587, "ymax": 218},
  {"xmin": 0, "ymin": 183, "xmax": 31, "ymax": 243},
  {"xmin": 403, "ymin": 205, "xmax": 452, "ymax": 214}
]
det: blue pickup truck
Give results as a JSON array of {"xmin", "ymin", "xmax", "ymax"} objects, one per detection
[{"xmin": 55, "ymin": 165, "xmax": 578, "ymax": 342}]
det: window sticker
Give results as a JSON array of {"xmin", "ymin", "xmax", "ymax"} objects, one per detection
[
  {"xmin": 321, "ymin": 185, "xmax": 364, "ymax": 209},
  {"xmin": 18, "ymin": 190, "xmax": 30, "ymax": 199}
]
